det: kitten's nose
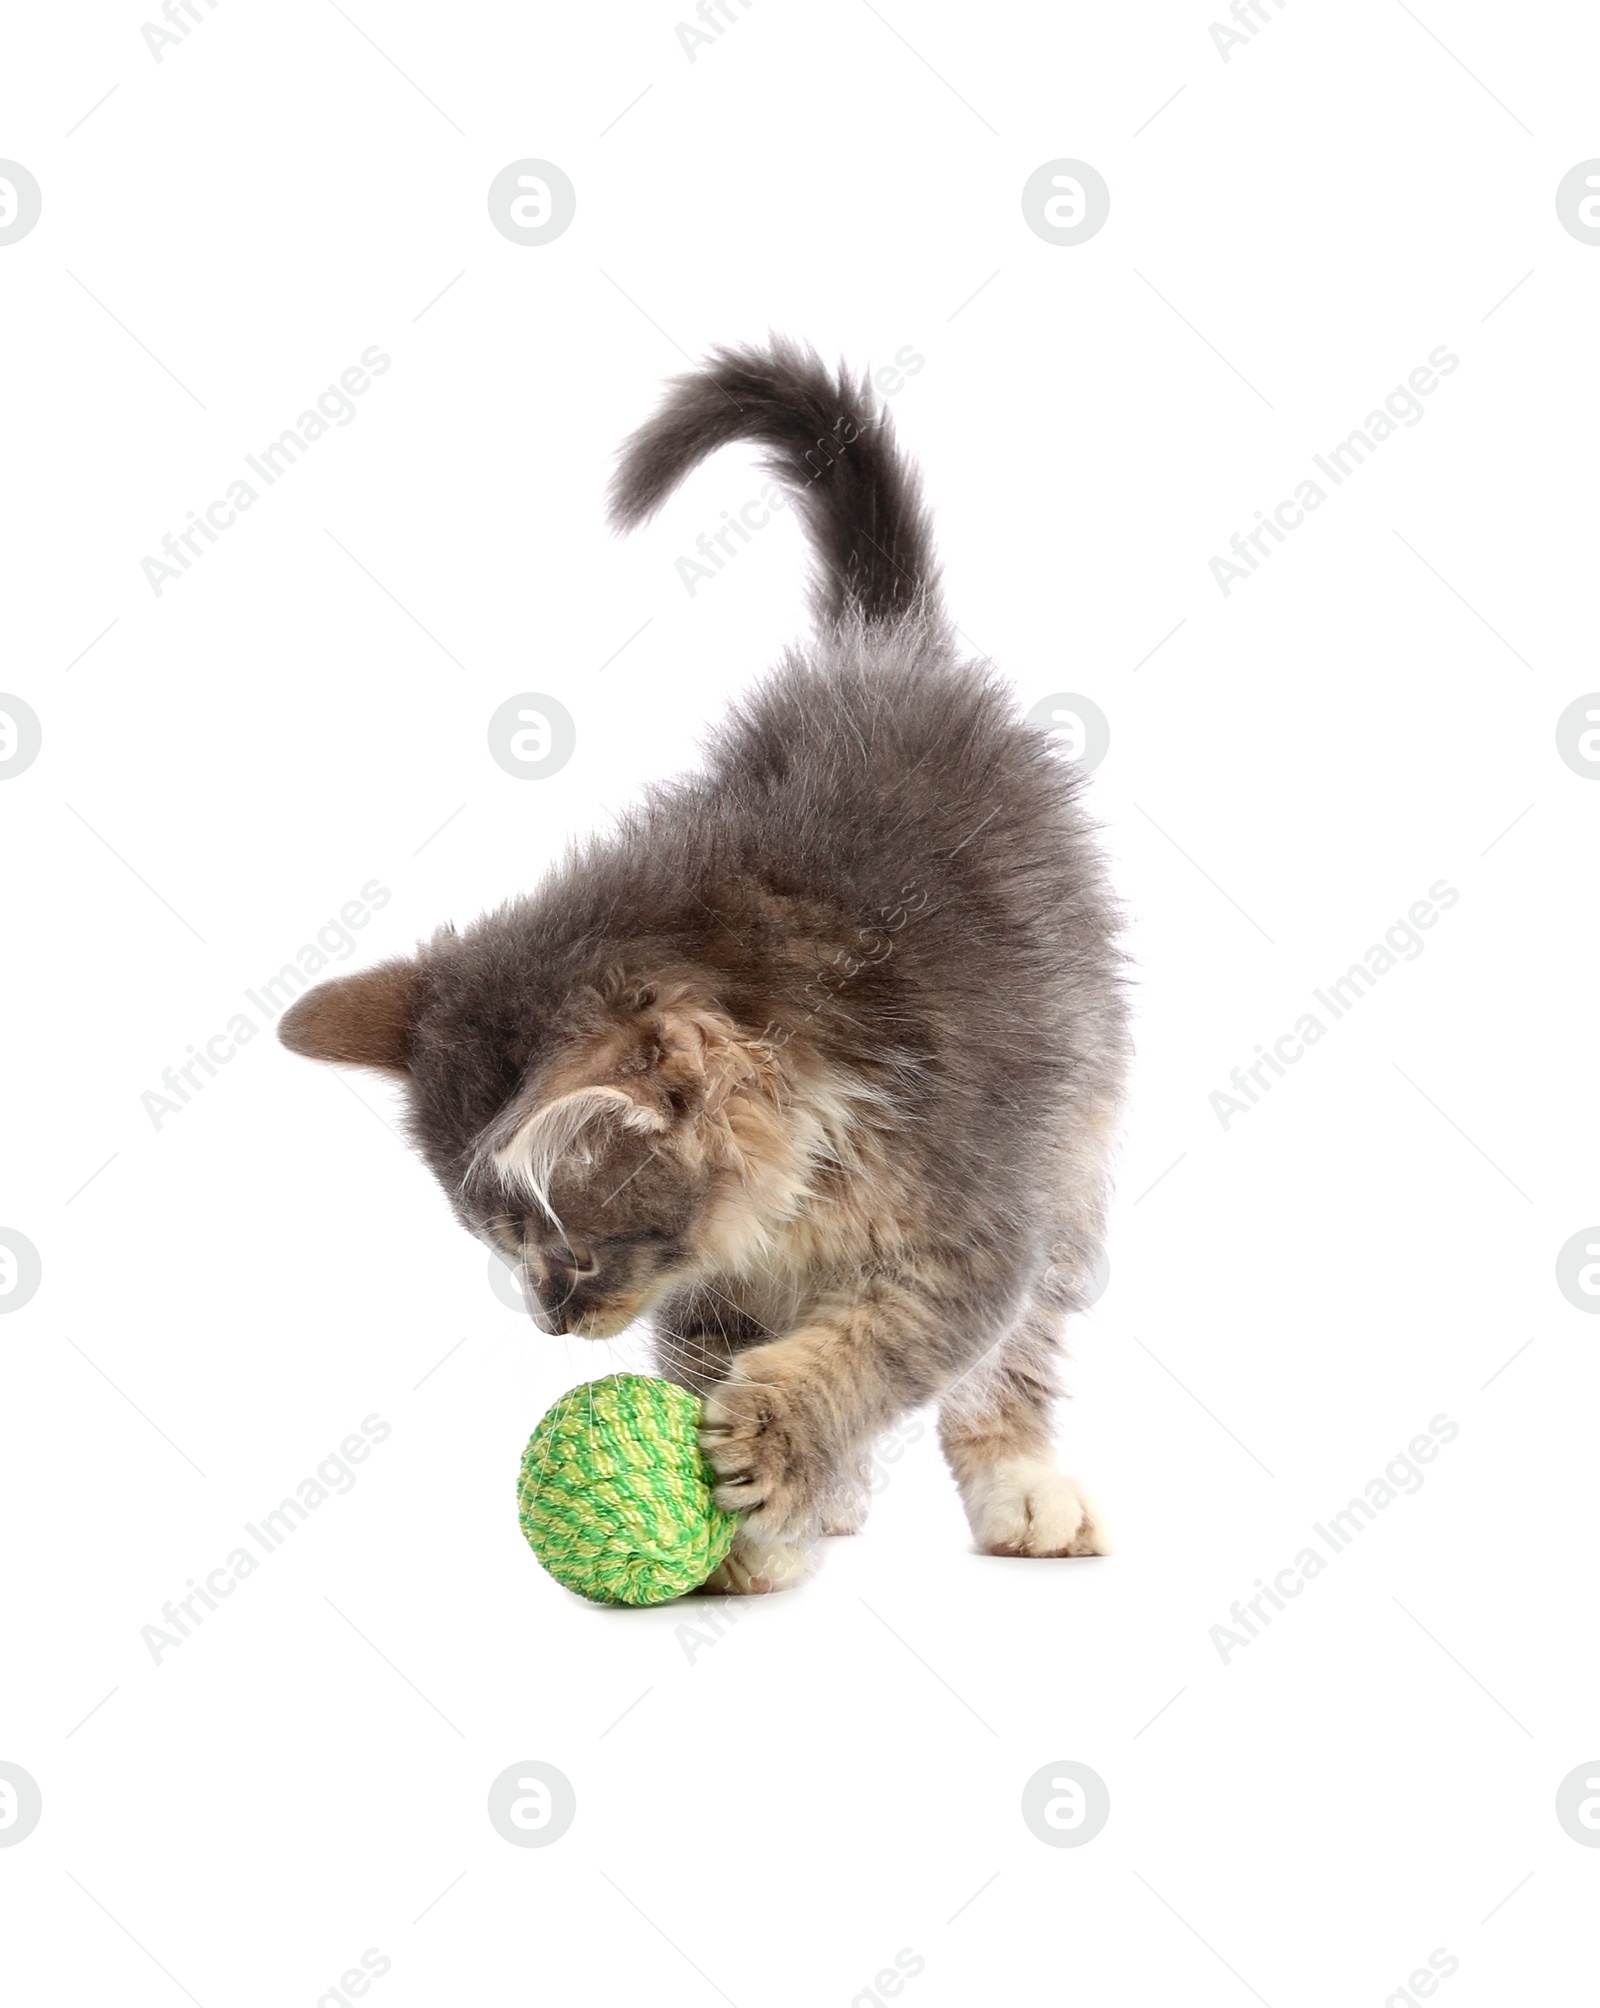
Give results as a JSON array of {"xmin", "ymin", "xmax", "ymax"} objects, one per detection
[{"xmin": 537, "ymin": 1273, "xmax": 584, "ymax": 1333}]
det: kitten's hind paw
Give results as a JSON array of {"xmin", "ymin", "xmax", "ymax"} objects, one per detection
[{"xmin": 966, "ymin": 1459, "xmax": 1110, "ymax": 1558}]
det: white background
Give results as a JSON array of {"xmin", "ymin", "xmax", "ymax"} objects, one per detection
[{"xmin": 3, "ymin": 1, "xmax": 1598, "ymax": 2002}]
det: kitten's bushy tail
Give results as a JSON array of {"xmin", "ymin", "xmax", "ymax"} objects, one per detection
[{"xmin": 608, "ymin": 336, "xmax": 939, "ymax": 631}]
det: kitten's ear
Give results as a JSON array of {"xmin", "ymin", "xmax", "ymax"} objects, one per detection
[
  {"xmin": 652, "ymin": 1007, "xmax": 712, "ymax": 1116},
  {"xmin": 651, "ymin": 1002, "xmax": 766, "ymax": 1118},
  {"xmin": 277, "ymin": 958, "xmax": 421, "ymax": 1073}
]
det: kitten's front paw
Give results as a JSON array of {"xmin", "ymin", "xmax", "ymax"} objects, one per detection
[
  {"xmin": 697, "ymin": 1528, "xmax": 813, "ymax": 1595},
  {"xmin": 699, "ymin": 1360, "xmax": 822, "ymax": 1539},
  {"xmin": 967, "ymin": 1459, "xmax": 1110, "ymax": 1558}
]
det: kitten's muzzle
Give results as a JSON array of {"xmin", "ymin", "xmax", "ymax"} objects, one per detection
[
  {"xmin": 533, "ymin": 1278, "xmax": 584, "ymax": 1335},
  {"xmin": 541, "ymin": 1289, "xmax": 653, "ymax": 1340},
  {"xmin": 530, "ymin": 1274, "xmax": 631, "ymax": 1338}
]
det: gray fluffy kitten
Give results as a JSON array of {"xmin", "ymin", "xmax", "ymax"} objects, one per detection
[{"xmin": 281, "ymin": 338, "xmax": 1129, "ymax": 1592}]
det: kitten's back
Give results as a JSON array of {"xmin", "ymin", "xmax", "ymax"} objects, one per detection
[{"xmin": 602, "ymin": 345, "xmax": 1126, "ymax": 1147}]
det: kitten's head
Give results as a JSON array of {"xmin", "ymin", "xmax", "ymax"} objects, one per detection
[{"xmin": 278, "ymin": 951, "xmax": 800, "ymax": 1337}]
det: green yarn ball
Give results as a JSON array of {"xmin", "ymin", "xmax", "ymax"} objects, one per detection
[{"xmin": 517, "ymin": 1373, "xmax": 738, "ymax": 1606}]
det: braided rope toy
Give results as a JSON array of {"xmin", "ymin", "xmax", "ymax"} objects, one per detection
[{"xmin": 517, "ymin": 1373, "xmax": 738, "ymax": 1605}]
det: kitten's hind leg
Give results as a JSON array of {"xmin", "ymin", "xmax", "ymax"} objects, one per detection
[{"xmin": 938, "ymin": 1300, "xmax": 1108, "ymax": 1558}]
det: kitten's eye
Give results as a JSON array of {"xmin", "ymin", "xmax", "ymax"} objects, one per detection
[{"xmin": 563, "ymin": 1244, "xmax": 595, "ymax": 1274}]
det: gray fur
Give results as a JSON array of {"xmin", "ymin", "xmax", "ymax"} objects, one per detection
[{"xmin": 279, "ymin": 339, "xmax": 1130, "ymax": 1571}]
